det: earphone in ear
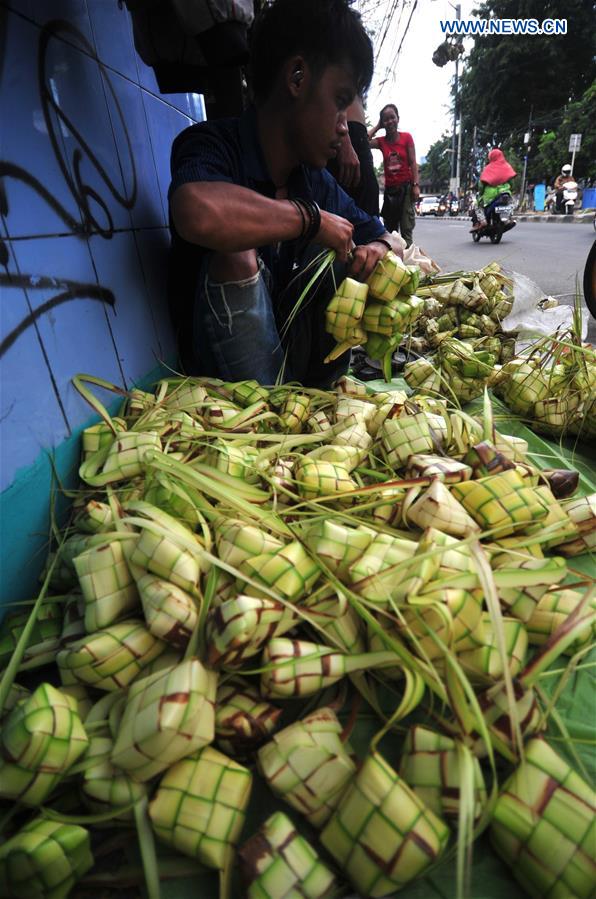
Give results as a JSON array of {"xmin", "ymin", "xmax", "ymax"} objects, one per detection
[{"xmin": 291, "ymin": 69, "xmax": 304, "ymax": 86}]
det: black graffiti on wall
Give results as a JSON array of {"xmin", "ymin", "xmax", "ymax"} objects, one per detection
[{"xmin": 0, "ymin": 17, "xmax": 139, "ymax": 358}]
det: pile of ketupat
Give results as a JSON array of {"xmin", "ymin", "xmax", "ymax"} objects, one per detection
[
  {"xmin": 403, "ymin": 335, "xmax": 503, "ymax": 404},
  {"xmin": 0, "ymin": 371, "xmax": 595, "ymax": 899},
  {"xmin": 408, "ymin": 264, "xmax": 517, "ymax": 361},
  {"xmin": 404, "ymin": 328, "xmax": 596, "ymax": 441},
  {"xmin": 493, "ymin": 329, "xmax": 596, "ymax": 439}
]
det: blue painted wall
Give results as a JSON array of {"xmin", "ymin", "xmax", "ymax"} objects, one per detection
[{"xmin": 0, "ymin": 1, "xmax": 204, "ymax": 605}]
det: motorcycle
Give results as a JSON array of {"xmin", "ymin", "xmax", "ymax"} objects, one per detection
[
  {"xmin": 558, "ymin": 180, "xmax": 578, "ymax": 215},
  {"xmin": 470, "ymin": 192, "xmax": 516, "ymax": 244},
  {"xmin": 437, "ymin": 197, "xmax": 448, "ymax": 217}
]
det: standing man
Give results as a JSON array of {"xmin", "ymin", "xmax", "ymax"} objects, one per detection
[
  {"xmin": 327, "ymin": 94, "xmax": 380, "ymax": 217},
  {"xmin": 167, "ymin": 0, "xmax": 400, "ymax": 387},
  {"xmin": 369, "ymin": 104, "xmax": 420, "ymax": 246}
]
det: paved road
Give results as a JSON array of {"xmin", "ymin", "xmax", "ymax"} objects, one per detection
[{"xmin": 412, "ymin": 217, "xmax": 596, "ymax": 340}]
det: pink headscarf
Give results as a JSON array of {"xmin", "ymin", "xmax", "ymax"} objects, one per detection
[{"xmin": 480, "ymin": 148, "xmax": 516, "ymax": 186}]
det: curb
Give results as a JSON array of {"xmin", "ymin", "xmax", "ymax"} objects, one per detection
[{"xmin": 426, "ymin": 213, "xmax": 595, "ymax": 225}]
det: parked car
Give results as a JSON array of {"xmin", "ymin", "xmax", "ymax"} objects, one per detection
[{"xmin": 419, "ymin": 196, "xmax": 440, "ymax": 216}]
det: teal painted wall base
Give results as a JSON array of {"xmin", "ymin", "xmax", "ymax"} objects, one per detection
[{"xmin": 0, "ymin": 363, "xmax": 175, "ymax": 610}]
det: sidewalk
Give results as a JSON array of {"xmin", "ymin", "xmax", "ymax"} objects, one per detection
[{"xmin": 436, "ymin": 210, "xmax": 595, "ymax": 225}]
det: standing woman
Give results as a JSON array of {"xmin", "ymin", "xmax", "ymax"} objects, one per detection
[{"xmin": 369, "ymin": 104, "xmax": 420, "ymax": 246}]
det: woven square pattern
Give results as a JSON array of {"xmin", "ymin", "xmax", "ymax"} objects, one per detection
[
  {"xmin": 130, "ymin": 530, "xmax": 201, "ymax": 594},
  {"xmin": 57, "ymin": 619, "xmax": 165, "ymax": 693},
  {"xmin": 215, "ymin": 680, "xmax": 281, "ymax": 758},
  {"xmin": 347, "ymin": 534, "xmax": 420, "ymax": 605},
  {"xmin": 206, "ymin": 596, "xmax": 296, "ymax": 668},
  {"xmin": 305, "ymin": 519, "xmax": 374, "ymax": 580},
  {"xmin": 110, "ymin": 658, "xmax": 217, "ymax": 781},
  {"xmin": 0, "ymin": 817, "xmax": 93, "ymax": 899},
  {"xmin": 75, "ymin": 539, "xmax": 139, "ymax": 631},
  {"xmin": 399, "ymin": 726, "xmax": 487, "ymax": 822},
  {"xmin": 367, "ymin": 252, "xmax": 410, "ymax": 302},
  {"xmin": 458, "ymin": 614, "xmax": 528, "ymax": 684},
  {"xmin": 239, "ymin": 811, "xmax": 339, "ymax": 899},
  {"xmin": 491, "ymin": 738, "xmax": 596, "ymax": 899},
  {"xmin": 325, "ymin": 283, "xmax": 368, "ymax": 341},
  {"xmin": 526, "ymin": 589, "xmax": 596, "ymax": 651},
  {"xmin": 100, "ymin": 431, "xmax": 162, "ymax": 482},
  {"xmin": 138, "ymin": 574, "xmax": 198, "ymax": 650},
  {"xmin": 257, "ymin": 708, "xmax": 356, "ymax": 828},
  {"xmin": 238, "ymin": 541, "xmax": 320, "ymax": 603},
  {"xmin": 379, "ymin": 414, "xmax": 435, "ymax": 469},
  {"xmin": 321, "ymin": 752, "xmax": 449, "ymax": 897},
  {"xmin": 407, "ymin": 480, "xmax": 481, "ymax": 538},
  {"xmin": 150, "ymin": 746, "xmax": 252, "ymax": 870},
  {"xmin": 363, "ymin": 300, "xmax": 407, "ymax": 337},
  {"xmin": 216, "ymin": 519, "xmax": 284, "ymax": 569},
  {"xmin": 0, "ymin": 684, "xmax": 89, "ymax": 806},
  {"xmin": 451, "ymin": 470, "xmax": 549, "ymax": 537}
]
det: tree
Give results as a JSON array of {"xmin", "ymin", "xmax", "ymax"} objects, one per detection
[
  {"xmin": 530, "ymin": 81, "xmax": 596, "ymax": 183},
  {"xmin": 419, "ymin": 135, "xmax": 452, "ymax": 193},
  {"xmin": 458, "ymin": 0, "xmax": 595, "ymax": 152}
]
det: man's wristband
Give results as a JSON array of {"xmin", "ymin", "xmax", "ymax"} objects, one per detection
[
  {"xmin": 372, "ymin": 237, "xmax": 393, "ymax": 253},
  {"xmin": 292, "ymin": 198, "xmax": 321, "ymax": 243}
]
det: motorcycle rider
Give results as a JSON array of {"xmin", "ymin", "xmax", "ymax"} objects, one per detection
[
  {"xmin": 554, "ymin": 164, "xmax": 574, "ymax": 213},
  {"xmin": 471, "ymin": 148, "xmax": 516, "ymax": 232}
]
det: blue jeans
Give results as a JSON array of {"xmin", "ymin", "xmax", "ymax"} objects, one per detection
[
  {"xmin": 194, "ymin": 259, "xmax": 284, "ymax": 385},
  {"xmin": 193, "ymin": 251, "xmax": 350, "ymax": 387}
]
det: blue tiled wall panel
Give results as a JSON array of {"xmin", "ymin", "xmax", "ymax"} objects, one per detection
[
  {"xmin": 42, "ymin": 28, "xmax": 135, "ymax": 235},
  {"xmin": 0, "ymin": 242, "xmax": 70, "ymax": 493},
  {"xmin": 104, "ymin": 70, "xmax": 165, "ymax": 230},
  {"xmin": 133, "ymin": 228, "xmax": 178, "ymax": 364},
  {"xmin": 4, "ymin": 0, "xmax": 97, "ymax": 53},
  {"xmin": 9, "ymin": 235, "xmax": 125, "ymax": 432},
  {"xmin": 86, "ymin": 0, "xmax": 139, "ymax": 83},
  {"xmin": 0, "ymin": 12, "xmax": 85, "ymax": 238},
  {"xmin": 88, "ymin": 230, "xmax": 166, "ymax": 385},
  {"xmin": 142, "ymin": 91, "xmax": 193, "ymax": 224},
  {"xmin": 0, "ymin": 0, "xmax": 205, "ymax": 603}
]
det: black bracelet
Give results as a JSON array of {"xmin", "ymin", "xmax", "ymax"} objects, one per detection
[
  {"xmin": 294, "ymin": 197, "xmax": 321, "ymax": 243},
  {"xmin": 290, "ymin": 199, "xmax": 307, "ymax": 238},
  {"xmin": 373, "ymin": 237, "xmax": 393, "ymax": 253}
]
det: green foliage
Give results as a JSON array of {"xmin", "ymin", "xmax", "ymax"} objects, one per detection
[
  {"xmin": 531, "ymin": 81, "xmax": 596, "ymax": 183},
  {"xmin": 419, "ymin": 134, "xmax": 452, "ymax": 192},
  {"xmin": 459, "ymin": 0, "xmax": 595, "ymax": 179}
]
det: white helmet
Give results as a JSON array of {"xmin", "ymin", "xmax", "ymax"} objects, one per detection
[{"xmin": 561, "ymin": 164, "xmax": 572, "ymax": 174}]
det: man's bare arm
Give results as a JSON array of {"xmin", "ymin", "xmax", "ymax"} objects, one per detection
[{"xmin": 170, "ymin": 182, "xmax": 355, "ymax": 260}]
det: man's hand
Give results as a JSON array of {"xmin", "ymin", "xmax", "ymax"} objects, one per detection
[
  {"xmin": 411, "ymin": 184, "xmax": 421, "ymax": 201},
  {"xmin": 317, "ymin": 210, "xmax": 355, "ymax": 262},
  {"xmin": 336, "ymin": 136, "xmax": 361, "ymax": 191},
  {"xmin": 348, "ymin": 240, "xmax": 392, "ymax": 282}
]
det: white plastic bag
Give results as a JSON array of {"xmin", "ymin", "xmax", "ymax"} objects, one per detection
[{"xmin": 500, "ymin": 270, "xmax": 587, "ymax": 350}]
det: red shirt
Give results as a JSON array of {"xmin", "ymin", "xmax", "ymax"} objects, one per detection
[{"xmin": 377, "ymin": 133, "xmax": 414, "ymax": 187}]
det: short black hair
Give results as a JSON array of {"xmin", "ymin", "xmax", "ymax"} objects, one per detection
[
  {"xmin": 380, "ymin": 103, "xmax": 399, "ymax": 120},
  {"xmin": 249, "ymin": 0, "xmax": 374, "ymax": 102}
]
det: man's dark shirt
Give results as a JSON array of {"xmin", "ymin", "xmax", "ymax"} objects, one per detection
[{"xmin": 168, "ymin": 107, "xmax": 385, "ymax": 369}]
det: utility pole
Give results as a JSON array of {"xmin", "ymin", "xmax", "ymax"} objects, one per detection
[
  {"xmin": 469, "ymin": 124, "xmax": 478, "ymax": 194},
  {"xmin": 450, "ymin": 4, "xmax": 461, "ymax": 190},
  {"xmin": 519, "ymin": 106, "xmax": 533, "ymax": 211},
  {"xmin": 456, "ymin": 110, "xmax": 463, "ymax": 197}
]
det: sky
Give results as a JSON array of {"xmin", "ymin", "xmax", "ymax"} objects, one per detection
[{"xmin": 357, "ymin": 0, "xmax": 478, "ymax": 161}]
